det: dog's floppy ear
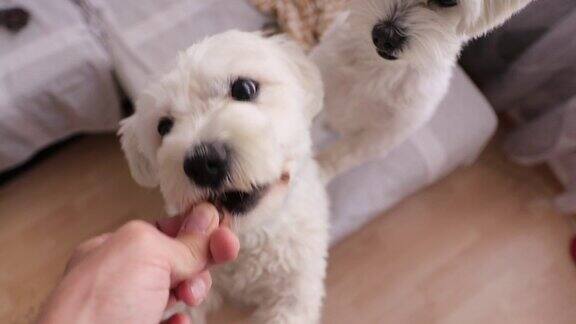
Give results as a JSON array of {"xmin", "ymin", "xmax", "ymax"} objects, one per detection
[
  {"xmin": 118, "ymin": 114, "xmax": 159, "ymax": 188},
  {"xmin": 458, "ymin": 0, "xmax": 533, "ymax": 39},
  {"xmin": 272, "ymin": 35, "xmax": 324, "ymax": 121}
]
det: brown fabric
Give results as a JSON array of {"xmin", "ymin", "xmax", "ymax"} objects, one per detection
[{"xmin": 250, "ymin": 0, "xmax": 348, "ymax": 49}]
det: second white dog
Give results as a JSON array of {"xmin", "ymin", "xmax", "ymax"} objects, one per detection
[
  {"xmin": 313, "ymin": 0, "xmax": 533, "ymax": 181},
  {"xmin": 120, "ymin": 31, "xmax": 328, "ymax": 323}
]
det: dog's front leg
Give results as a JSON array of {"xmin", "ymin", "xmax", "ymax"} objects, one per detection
[
  {"xmin": 317, "ymin": 103, "xmax": 435, "ymax": 182},
  {"xmin": 316, "ymin": 126, "xmax": 390, "ymax": 183},
  {"xmin": 248, "ymin": 272, "xmax": 325, "ymax": 324},
  {"xmin": 316, "ymin": 129, "xmax": 376, "ymax": 183},
  {"xmin": 251, "ymin": 290, "xmax": 324, "ymax": 324},
  {"xmin": 186, "ymin": 290, "xmax": 223, "ymax": 324}
]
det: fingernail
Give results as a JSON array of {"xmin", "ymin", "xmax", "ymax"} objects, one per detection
[
  {"xmin": 189, "ymin": 278, "xmax": 207, "ymax": 304},
  {"xmin": 181, "ymin": 206, "xmax": 215, "ymax": 234}
]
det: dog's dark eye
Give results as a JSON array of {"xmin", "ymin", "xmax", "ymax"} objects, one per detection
[
  {"xmin": 230, "ymin": 78, "xmax": 259, "ymax": 101},
  {"xmin": 157, "ymin": 117, "xmax": 174, "ymax": 137},
  {"xmin": 432, "ymin": 0, "xmax": 458, "ymax": 7}
]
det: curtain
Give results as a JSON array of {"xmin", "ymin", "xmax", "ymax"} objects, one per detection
[{"xmin": 460, "ymin": 0, "xmax": 576, "ymax": 212}]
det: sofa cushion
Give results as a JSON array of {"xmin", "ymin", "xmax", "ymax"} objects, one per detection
[{"xmin": 0, "ymin": 0, "xmax": 120, "ymax": 171}]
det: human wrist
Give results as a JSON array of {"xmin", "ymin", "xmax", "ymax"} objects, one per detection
[{"xmin": 39, "ymin": 269, "xmax": 100, "ymax": 323}]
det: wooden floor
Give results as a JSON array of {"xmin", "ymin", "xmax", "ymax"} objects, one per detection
[{"xmin": 1, "ymin": 134, "xmax": 575, "ymax": 324}]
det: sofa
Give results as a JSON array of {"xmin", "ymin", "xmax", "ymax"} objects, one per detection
[{"xmin": 0, "ymin": 0, "xmax": 497, "ymax": 242}]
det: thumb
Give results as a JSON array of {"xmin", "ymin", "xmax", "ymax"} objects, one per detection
[{"xmin": 167, "ymin": 203, "xmax": 220, "ymax": 285}]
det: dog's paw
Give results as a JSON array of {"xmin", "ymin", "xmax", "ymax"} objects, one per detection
[
  {"xmin": 319, "ymin": 166, "xmax": 334, "ymax": 185},
  {"xmin": 316, "ymin": 154, "xmax": 337, "ymax": 185},
  {"xmin": 188, "ymin": 310, "xmax": 208, "ymax": 324}
]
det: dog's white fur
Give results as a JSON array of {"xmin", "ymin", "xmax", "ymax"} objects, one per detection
[
  {"xmin": 119, "ymin": 31, "xmax": 328, "ymax": 323},
  {"xmin": 313, "ymin": 0, "xmax": 532, "ymax": 181}
]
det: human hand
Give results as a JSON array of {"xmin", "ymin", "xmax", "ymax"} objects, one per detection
[{"xmin": 38, "ymin": 203, "xmax": 239, "ymax": 324}]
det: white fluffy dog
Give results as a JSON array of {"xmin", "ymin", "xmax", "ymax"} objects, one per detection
[
  {"xmin": 313, "ymin": 0, "xmax": 532, "ymax": 181},
  {"xmin": 119, "ymin": 31, "xmax": 328, "ymax": 323}
]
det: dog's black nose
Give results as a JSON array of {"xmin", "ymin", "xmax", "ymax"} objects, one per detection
[
  {"xmin": 372, "ymin": 21, "xmax": 407, "ymax": 60},
  {"xmin": 184, "ymin": 142, "xmax": 230, "ymax": 189}
]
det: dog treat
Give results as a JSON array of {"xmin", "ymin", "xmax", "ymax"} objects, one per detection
[
  {"xmin": 215, "ymin": 204, "xmax": 225, "ymax": 225},
  {"xmin": 281, "ymin": 171, "xmax": 291, "ymax": 183}
]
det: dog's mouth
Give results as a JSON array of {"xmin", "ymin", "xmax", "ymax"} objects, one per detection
[
  {"xmin": 376, "ymin": 48, "xmax": 399, "ymax": 61},
  {"xmin": 180, "ymin": 171, "xmax": 291, "ymax": 219},
  {"xmin": 208, "ymin": 185, "xmax": 269, "ymax": 216}
]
